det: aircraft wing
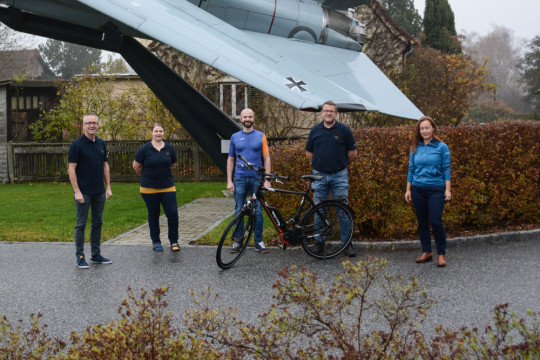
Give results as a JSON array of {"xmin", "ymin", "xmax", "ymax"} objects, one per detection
[
  {"xmin": 75, "ymin": 0, "xmax": 422, "ymax": 119},
  {"xmin": 247, "ymin": 32, "xmax": 424, "ymax": 119}
]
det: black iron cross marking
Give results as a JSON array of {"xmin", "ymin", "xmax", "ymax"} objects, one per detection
[{"xmin": 285, "ymin": 77, "xmax": 307, "ymax": 92}]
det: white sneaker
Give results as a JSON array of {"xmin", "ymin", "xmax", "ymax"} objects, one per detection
[
  {"xmin": 254, "ymin": 241, "xmax": 268, "ymax": 253},
  {"xmin": 230, "ymin": 240, "xmax": 243, "ymax": 253}
]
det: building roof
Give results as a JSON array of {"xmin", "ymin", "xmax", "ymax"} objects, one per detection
[
  {"xmin": 0, "ymin": 79, "xmax": 61, "ymax": 87},
  {"xmin": 0, "ymin": 49, "xmax": 56, "ymax": 82}
]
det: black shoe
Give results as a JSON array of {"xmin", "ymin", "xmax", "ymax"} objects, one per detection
[
  {"xmin": 312, "ymin": 241, "xmax": 324, "ymax": 255},
  {"xmin": 76, "ymin": 256, "xmax": 89, "ymax": 269},
  {"xmin": 90, "ymin": 255, "xmax": 112, "ymax": 264},
  {"xmin": 345, "ymin": 244, "xmax": 356, "ymax": 257}
]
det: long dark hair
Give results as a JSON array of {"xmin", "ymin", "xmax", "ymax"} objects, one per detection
[{"xmin": 411, "ymin": 116, "xmax": 442, "ymax": 152}]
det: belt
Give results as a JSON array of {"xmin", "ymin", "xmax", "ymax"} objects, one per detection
[{"xmin": 318, "ymin": 168, "xmax": 345, "ymax": 175}]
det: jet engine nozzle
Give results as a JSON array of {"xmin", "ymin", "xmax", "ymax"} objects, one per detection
[{"xmin": 325, "ymin": 7, "xmax": 366, "ymax": 45}]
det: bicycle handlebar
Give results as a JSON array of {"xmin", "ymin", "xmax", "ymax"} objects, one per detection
[
  {"xmin": 265, "ymin": 173, "xmax": 290, "ymax": 181},
  {"xmin": 237, "ymin": 155, "xmax": 290, "ymax": 181}
]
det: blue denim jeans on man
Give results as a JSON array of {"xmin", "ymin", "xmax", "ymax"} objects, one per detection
[
  {"xmin": 141, "ymin": 192, "xmax": 179, "ymax": 245},
  {"xmin": 75, "ymin": 192, "xmax": 106, "ymax": 258},
  {"xmin": 232, "ymin": 176, "xmax": 263, "ymax": 243},
  {"xmin": 411, "ymin": 185, "xmax": 446, "ymax": 255},
  {"xmin": 311, "ymin": 169, "xmax": 350, "ymax": 242}
]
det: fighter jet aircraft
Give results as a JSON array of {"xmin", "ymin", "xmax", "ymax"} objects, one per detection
[{"xmin": 0, "ymin": 0, "xmax": 423, "ymax": 170}]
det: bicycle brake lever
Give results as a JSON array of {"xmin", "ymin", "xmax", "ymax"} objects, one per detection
[{"xmin": 276, "ymin": 179, "xmax": 283, "ymax": 185}]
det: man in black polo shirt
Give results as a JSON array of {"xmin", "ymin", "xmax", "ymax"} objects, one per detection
[
  {"xmin": 305, "ymin": 100, "xmax": 357, "ymax": 257},
  {"xmin": 68, "ymin": 113, "xmax": 113, "ymax": 269}
]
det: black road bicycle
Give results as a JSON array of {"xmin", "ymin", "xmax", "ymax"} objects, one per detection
[{"xmin": 216, "ymin": 155, "xmax": 355, "ymax": 269}]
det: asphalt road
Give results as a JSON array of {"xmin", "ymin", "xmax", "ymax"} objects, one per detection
[{"xmin": 1, "ymin": 239, "xmax": 539, "ymax": 341}]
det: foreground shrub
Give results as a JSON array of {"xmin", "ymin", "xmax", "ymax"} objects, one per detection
[
  {"xmin": 2, "ymin": 258, "xmax": 539, "ymax": 358},
  {"xmin": 0, "ymin": 312, "xmax": 65, "ymax": 359},
  {"xmin": 184, "ymin": 257, "xmax": 434, "ymax": 359},
  {"xmin": 64, "ymin": 287, "xmax": 218, "ymax": 360},
  {"xmin": 269, "ymin": 121, "xmax": 540, "ymax": 239}
]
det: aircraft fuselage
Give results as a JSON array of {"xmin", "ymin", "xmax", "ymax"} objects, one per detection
[{"xmin": 188, "ymin": 0, "xmax": 365, "ymax": 50}]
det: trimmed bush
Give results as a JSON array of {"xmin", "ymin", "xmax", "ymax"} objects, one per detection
[
  {"xmin": 268, "ymin": 122, "xmax": 540, "ymax": 239},
  {"xmin": 2, "ymin": 258, "xmax": 540, "ymax": 358}
]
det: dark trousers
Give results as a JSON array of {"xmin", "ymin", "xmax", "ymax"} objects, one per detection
[
  {"xmin": 141, "ymin": 192, "xmax": 179, "ymax": 245},
  {"xmin": 411, "ymin": 185, "xmax": 447, "ymax": 255},
  {"xmin": 74, "ymin": 192, "xmax": 106, "ymax": 258}
]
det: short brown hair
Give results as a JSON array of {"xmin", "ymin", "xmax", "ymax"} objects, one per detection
[{"xmin": 321, "ymin": 101, "xmax": 337, "ymax": 111}]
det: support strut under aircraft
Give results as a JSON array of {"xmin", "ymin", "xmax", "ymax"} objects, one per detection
[{"xmin": 0, "ymin": 6, "xmax": 240, "ymax": 173}]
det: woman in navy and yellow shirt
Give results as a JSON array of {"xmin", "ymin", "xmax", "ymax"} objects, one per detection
[
  {"xmin": 405, "ymin": 116, "xmax": 451, "ymax": 267},
  {"xmin": 133, "ymin": 123, "xmax": 180, "ymax": 252}
]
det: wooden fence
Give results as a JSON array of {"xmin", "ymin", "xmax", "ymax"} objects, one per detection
[{"xmin": 7, "ymin": 140, "xmax": 225, "ymax": 183}]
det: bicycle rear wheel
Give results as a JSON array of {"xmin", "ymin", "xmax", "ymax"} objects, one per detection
[
  {"xmin": 216, "ymin": 210, "xmax": 254, "ymax": 269},
  {"xmin": 300, "ymin": 200, "xmax": 354, "ymax": 259}
]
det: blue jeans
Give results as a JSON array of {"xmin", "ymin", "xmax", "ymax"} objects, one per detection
[
  {"xmin": 141, "ymin": 192, "xmax": 179, "ymax": 245},
  {"xmin": 411, "ymin": 185, "xmax": 447, "ymax": 255},
  {"xmin": 233, "ymin": 176, "xmax": 263, "ymax": 243},
  {"xmin": 311, "ymin": 169, "xmax": 350, "ymax": 243},
  {"xmin": 74, "ymin": 192, "xmax": 106, "ymax": 258}
]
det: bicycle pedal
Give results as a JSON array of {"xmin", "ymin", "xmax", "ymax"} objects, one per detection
[{"xmin": 279, "ymin": 244, "xmax": 287, "ymax": 250}]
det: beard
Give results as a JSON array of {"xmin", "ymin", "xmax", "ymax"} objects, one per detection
[
  {"xmin": 323, "ymin": 118, "xmax": 336, "ymax": 126},
  {"xmin": 243, "ymin": 121, "xmax": 254, "ymax": 128}
]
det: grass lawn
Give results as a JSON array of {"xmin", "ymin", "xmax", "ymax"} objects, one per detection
[{"xmin": 0, "ymin": 182, "xmax": 225, "ymax": 242}]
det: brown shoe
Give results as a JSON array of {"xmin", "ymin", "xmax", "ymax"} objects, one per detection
[
  {"xmin": 416, "ymin": 252, "xmax": 432, "ymax": 263},
  {"xmin": 437, "ymin": 255, "xmax": 447, "ymax": 267}
]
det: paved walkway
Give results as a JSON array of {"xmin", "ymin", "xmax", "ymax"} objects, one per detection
[{"xmin": 104, "ymin": 197, "xmax": 235, "ymax": 246}]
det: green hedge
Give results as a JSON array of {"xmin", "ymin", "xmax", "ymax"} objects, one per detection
[{"xmin": 268, "ymin": 122, "xmax": 540, "ymax": 239}]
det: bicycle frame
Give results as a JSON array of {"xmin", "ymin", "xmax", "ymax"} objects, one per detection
[{"xmin": 239, "ymin": 163, "xmax": 318, "ymax": 247}]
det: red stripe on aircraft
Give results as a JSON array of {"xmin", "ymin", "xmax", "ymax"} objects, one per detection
[{"xmin": 268, "ymin": 0, "xmax": 277, "ymax": 34}]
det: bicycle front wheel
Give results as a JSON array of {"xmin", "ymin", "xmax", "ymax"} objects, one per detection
[
  {"xmin": 300, "ymin": 200, "xmax": 354, "ymax": 259},
  {"xmin": 216, "ymin": 210, "xmax": 254, "ymax": 269}
]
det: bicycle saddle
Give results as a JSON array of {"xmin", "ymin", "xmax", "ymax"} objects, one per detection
[{"xmin": 301, "ymin": 175, "xmax": 323, "ymax": 182}]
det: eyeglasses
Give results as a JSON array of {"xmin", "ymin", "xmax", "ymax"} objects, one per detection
[{"xmin": 84, "ymin": 122, "xmax": 98, "ymax": 126}]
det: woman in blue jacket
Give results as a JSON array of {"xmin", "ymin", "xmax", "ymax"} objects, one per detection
[{"xmin": 405, "ymin": 116, "xmax": 452, "ymax": 267}]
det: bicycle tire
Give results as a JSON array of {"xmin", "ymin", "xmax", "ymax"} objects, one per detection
[
  {"xmin": 216, "ymin": 210, "xmax": 254, "ymax": 269},
  {"xmin": 299, "ymin": 200, "xmax": 355, "ymax": 259}
]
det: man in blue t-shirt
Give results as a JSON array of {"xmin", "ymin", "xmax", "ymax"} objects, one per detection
[
  {"xmin": 68, "ymin": 113, "xmax": 113, "ymax": 269},
  {"xmin": 305, "ymin": 101, "xmax": 357, "ymax": 257},
  {"xmin": 227, "ymin": 108, "xmax": 272, "ymax": 253}
]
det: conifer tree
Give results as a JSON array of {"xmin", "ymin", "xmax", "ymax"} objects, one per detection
[
  {"xmin": 422, "ymin": 0, "xmax": 461, "ymax": 53},
  {"xmin": 520, "ymin": 35, "xmax": 540, "ymax": 111},
  {"xmin": 382, "ymin": 0, "xmax": 422, "ymax": 37},
  {"xmin": 39, "ymin": 40, "xmax": 102, "ymax": 78}
]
